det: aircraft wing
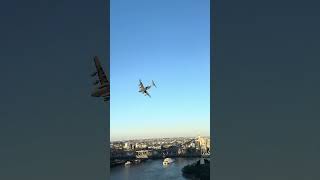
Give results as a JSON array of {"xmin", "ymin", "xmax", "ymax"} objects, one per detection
[
  {"xmin": 139, "ymin": 80, "xmax": 145, "ymax": 91},
  {"xmin": 145, "ymin": 91, "xmax": 151, "ymax": 98},
  {"xmin": 93, "ymin": 56, "xmax": 109, "ymax": 86}
]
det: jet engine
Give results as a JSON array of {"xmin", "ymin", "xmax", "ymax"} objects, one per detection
[{"xmin": 98, "ymin": 84, "xmax": 107, "ymax": 89}]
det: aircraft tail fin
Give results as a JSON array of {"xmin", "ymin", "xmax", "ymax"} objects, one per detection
[{"xmin": 152, "ymin": 80, "xmax": 157, "ymax": 88}]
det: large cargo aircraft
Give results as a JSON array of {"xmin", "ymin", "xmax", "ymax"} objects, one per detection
[
  {"xmin": 138, "ymin": 79, "xmax": 156, "ymax": 98},
  {"xmin": 91, "ymin": 56, "xmax": 110, "ymax": 102}
]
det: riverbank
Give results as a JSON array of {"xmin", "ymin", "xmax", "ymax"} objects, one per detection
[{"xmin": 182, "ymin": 159, "xmax": 210, "ymax": 180}]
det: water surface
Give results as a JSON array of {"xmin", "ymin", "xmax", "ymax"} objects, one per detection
[{"xmin": 110, "ymin": 158, "xmax": 200, "ymax": 180}]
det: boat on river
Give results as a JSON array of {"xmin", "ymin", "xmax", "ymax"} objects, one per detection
[
  {"xmin": 163, "ymin": 158, "xmax": 174, "ymax": 165},
  {"xmin": 124, "ymin": 161, "xmax": 132, "ymax": 166}
]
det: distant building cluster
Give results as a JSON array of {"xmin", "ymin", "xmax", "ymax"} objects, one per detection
[
  {"xmin": 110, "ymin": 136, "xmax": 211, "ymax": 160},
  {"xmin": 196, "ymin": 136, "xmax": 210, "ymax": 155}
]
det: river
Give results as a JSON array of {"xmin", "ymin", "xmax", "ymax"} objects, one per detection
[{"xmin": 110, "ymin": 158, "xmax": 200, "ymax": 180}]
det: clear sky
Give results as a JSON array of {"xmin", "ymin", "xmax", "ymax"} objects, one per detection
[{"xmin": 110, "ymin": 0, "xmax": 210, "ymax": 141}]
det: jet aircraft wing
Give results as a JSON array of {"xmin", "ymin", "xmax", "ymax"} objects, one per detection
[
  {"xmin": 139, "ymin": 79, "xmax": 145, "ymax": 91},
  {"xmin": 93, "ymin": 56, "xmax": 109, "ymax": 86},
  {"xmin": 145, "ymin": 91, "xmax": 151, "ymax": 98}
]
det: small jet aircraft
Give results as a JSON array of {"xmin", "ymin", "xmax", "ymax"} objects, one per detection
[
  {"xmin": 91, "ymin": 56, "xmax": 110, "ymax": 102},
  {"xmin": 139, "ymin": 79, "xmax": 157, "ymax": 98}
]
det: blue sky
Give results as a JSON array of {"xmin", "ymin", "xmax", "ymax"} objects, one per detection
[{"xmin": 110, "ymin": 0, "xmax": 210, "ymax": 141}]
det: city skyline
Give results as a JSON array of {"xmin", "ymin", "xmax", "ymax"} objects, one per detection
[
  {"xmin": 111, "ymin": 135, "xmax": 211, "ymax": 142},
  {"xmin": 110, "ymin": 0, "xmax": 210, "ymax": 141}
]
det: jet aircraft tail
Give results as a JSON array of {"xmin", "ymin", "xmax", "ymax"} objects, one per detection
[{"xmin": 152, "ymin": 80, "xmax": 157, "ymax": 88}]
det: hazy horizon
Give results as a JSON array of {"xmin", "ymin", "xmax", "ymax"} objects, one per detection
[
  {"xmin": 110, "ymin": 133, "xmax": 211, "ymax": 142},
  {"xmin": 110, "ymin": 0, "xmax": 210, "ymax": 140}
]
